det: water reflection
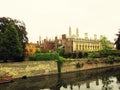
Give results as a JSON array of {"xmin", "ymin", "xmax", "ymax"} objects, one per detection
[{"xmin": 0, "ymin": 66, "xmax": 120, "ymax": 90}]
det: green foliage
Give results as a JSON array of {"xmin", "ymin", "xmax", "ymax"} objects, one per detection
[
  {"xmin": 86, "ymin": 59, "xmax": 93, "ymax": 64},
  {"xmin": 59, "ymin": 56, "xmax": 65, "ymax": 61},
  {"xmin": 106, "ymin": 55, "xmax": 115, "ymax": 64},
  {"xmin": 93, "ymin": 59, "xmax": 99, "ymax": 64},
  {"xmin": 100, "ymin": 37, "xmax": 112, "ymax": 49},
  {"xmin": 58, "ymin": 47, "xmax": 65, "ymax": 56},
  {"xmin": 63, "ymin": 51, "xmax": 88, "ymax": 59},
  {"xmin": 0, "ymin": 17, "xmax": 28, "ymax": 60},
  {"xmin": 76, "ymin": 62, "xmax": 84, "ymax": 68},
  {"xmin": 114, "ymin": 57, "xmax": 120, "ymax": 63},
  {"xmin": 88, "ymin": 53, "xmax": 95, "ymax": 59},
  {"xmin": 110, "ymin": 50, "xmax": 120, "ymax": 57},
  {"xmin": 72, "ymin": 52, "xmax": 77, "ymax": 58},
  {"xmin": 115, "ymin": 30, "xmax": 120, "ymax": 50},
  {"xmin": 87, "ymin": 52, "xmax": 99, "ymax": 64},
  {"xmin": 57, "ymin": 56, "xmax": 65, "ymax": 73},
  {"xmin": 0, "ymin": 60, "xmax": 4, "ymax": 63},
  {"xmin": 99, "ymin": 37, "xmax": 112, "ymax": 57},
  {"xmin": 89, "ymin": 51, "xmax": 101, "ymax": 58},
  {"xmin": 108, "ymin": 55, "xmax": 115, "ymax": 61},
  {"xmin": 0, "ymin": 23, "xmax": 23, "ymax": 61},
  {"xmin": 78, "ymin": 52, "xmax": 83, "ymax": 58},
  {"xmin": 82, "ymin": 52, "xmax": 88, "ymax": 58},
  {"xmin": 63, "ymin": 53, "xmax": 72, "ymax": 58},
  {"xmin": 29, "ymin": 52, "xmax": 59, "ymax": 61}
]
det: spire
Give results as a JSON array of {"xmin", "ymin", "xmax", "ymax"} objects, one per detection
[{"xmin": 76, "ymin": 27, "xmax": 79, "ymax": 38}]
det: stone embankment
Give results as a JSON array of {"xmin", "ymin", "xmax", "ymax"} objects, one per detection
[{"xmin": 0, "ymin": 58, "xmax": 120, "ymax": 78}]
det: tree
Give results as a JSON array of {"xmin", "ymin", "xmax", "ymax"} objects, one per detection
[
  {"xmin": 57, "ymin": 47, "xmax": 65, "ymax": 56},
  {"xmin": 0, "ymin": 17, "xmax": 28, "ymax": 60},
  {"xmin": 0, "ymin": 23, "xmax": 23, "ymax": 61},
  {"xmin": 99, "ymin": 36, "xmax": 112, "ymax": 56},
  {"xmin": 115, "ymin": 30, "xmax": 120, "ymax": 50}
]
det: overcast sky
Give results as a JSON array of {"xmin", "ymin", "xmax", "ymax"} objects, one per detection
[{"xmin": 0, "ymin": 0, "xmax": 120, "ymax": 43}]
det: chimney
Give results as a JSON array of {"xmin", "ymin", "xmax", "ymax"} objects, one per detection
[
  {"xmin": 39, "ymin": 36, "xmax": 41, "ymax": 45},
  {"xmin": 62, "ymin": 34, "xmax": 66, "ymax": 40},
  {"xmin": 69, "ymin": 26, "xmax": 72, "ymax": 38},
  {"xmin": 55, "ymin": 36, "xmax": 57, "ymax": 41},
  {"xmin": 94, "ymin": 34, "xmax": 97, "ymax": 40},
  {"xmin": 85, "ymin": 33, "xmax": 88, "ymax": 39}
]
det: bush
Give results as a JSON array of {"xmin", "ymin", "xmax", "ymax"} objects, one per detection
[
  {"xmin": 72, "ymin": 52, "xmax": 77, "ymax": 58},
  {"xmin": 59, "ymin": 56, "xmax": 65, "ymax": 61},
  {"xmin": 93, "ymin": 59, "xmax": 99, "ymax": 64},
  {"xmin": 86, "ymin": 59, "xmax": 92, "ymax": 64},
  {"xmin": 83, "ymin": 52, "xmax": 88, "ymax": 57},
  {"xmin": 106, "ymin": 55, "xmax": 115, "ymax": 64},
  {"xmin": 110, "ymin": 50, "xmax": 120, "ymax": 57},
  {"xmin": 114, "ymin": 57, "xmax": 120, "ymax": 63},
  {"xmin": 76, "ymin": 62, "xmax": 84, "ymax": 68},
  {"xmin": 63, "ymin": 53, "xmax": 72, "ymax": 58},
  {"xmin": 78, "ymin": 52, "xmax": 83, "ymax": 58},
  {"xmin": 29, "ymin": 52, "xmax": 59, "ymax": 61},
  {"xmin": 0, "ymin": 60, "xmax": 4, "ymax": 63}
]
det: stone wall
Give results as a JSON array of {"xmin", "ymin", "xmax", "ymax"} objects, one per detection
[
  {"xmin": 0, "ymin": 61, "xmax": 57, "ymax": 78},
  {"xmin": 61, "ymin": 58, "xmax": 120, "ymax": 73},
  {"xmin": 0, "ymin": 59, "xmax": 120, "ymax": 79}
]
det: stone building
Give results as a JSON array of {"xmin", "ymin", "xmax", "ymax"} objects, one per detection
[
  {"xmin": 63, "ymin": 27, "xmax": 114, "ymax": 53},
  {"xmin": 39, "ymin": 27, "xmax": 114, "ymax": 53}
]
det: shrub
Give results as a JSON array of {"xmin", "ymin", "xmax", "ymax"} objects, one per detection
[
  {"xmin": 72, "ymin": 52, "xmax": 77, "ymax": 58},
  {"xmin": 94, "ymin": 59, "xmax": 99, "ymax": 64},
  {"xmin": 63, "ymin": 52, "xmax": 72, "ymax": 58},
  {"xmin": 59, "ymin": 56, "xmax": 65, "ymax": 61},
  {"xmin": 57, "ymin": 56, "xmax": 65, "ymax": 73},
  {"xmin": 114, "ymin": 57, "xmax": 120, "ymax": 63},
  {"xmin": 0, "ymin": 60, "xmax": 4, "ymax": 63},
  {"xmin": 106, "ymin": 55, "xmax": 115, "ymax": 64},
  {"xmin": 83, "ymin": 52, "xmax": 88, "ymax": 57},
  {"xmin": 76, "ymin": 62, "xmax": 84, "ymax": 68},
  {"xmin": 29, "ymin": 52, "xmax": 59, "ymax": 61},
  {"xmin": 78, "ymin": 52, "xmax": 83, "ymax": 58},
  {"xmin": 86, "ymin": 59, "xmax": 92, "ymax": 64}
]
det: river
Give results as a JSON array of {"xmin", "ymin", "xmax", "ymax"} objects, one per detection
[{"xmin": 0, "ymin": 66, "xmax": 120, "ymax": 90}]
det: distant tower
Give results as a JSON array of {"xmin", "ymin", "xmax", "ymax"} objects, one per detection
[
  {"xmin": 94, "ymin": 34, "xmax": 97, "ymax": 40},
  {"xmin": 76, "ymin": 27, "xmax": 79, "ymax": 38},
  {"xmin": 69, "ymin": 26, "xmax": 72, "ymax": 38},
  {"xmin": 85, "ymin": 33, "xmax": 88, "ymax": 39}
]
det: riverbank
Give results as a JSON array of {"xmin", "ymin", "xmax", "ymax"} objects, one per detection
[
  {"xmin": 1, "ymin": 66, "xmax": 120, "ymax": 90},
  {"xmin": 0, "ymin": 58, "xmax": 120, "ymax": 78}
]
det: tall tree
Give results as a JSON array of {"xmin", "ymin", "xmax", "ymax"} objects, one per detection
[
  {"xmin": 115, "ymin": 30, "xmax": 120, "ymax": 50},
  {"xmin": 0, "ymin": 17, "xmax": 28, "ymax": 60},
  {"xmin": 0, "ymin": 23, "xmax": 23, "ymax": 61},
  {"xmin": 100, "ymin": 37, "xmax": 111, "ymax": 50},
  {"xmin": 100, "ymin": 36, "xmax": 112, "ymax": 56}
]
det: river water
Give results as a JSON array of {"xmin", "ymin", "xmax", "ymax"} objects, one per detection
[{"xmin": 0, "ymin": 66, "xmax": 120, "ymax": 90}]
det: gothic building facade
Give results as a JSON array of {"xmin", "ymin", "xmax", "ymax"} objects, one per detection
[
  {"xmin": 39, "ymin": 27, "xmax": 114, "ymax": 53},
  {"xmin": 63, "ymin": 27, "xmax": 114, "ymax": 53}
]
